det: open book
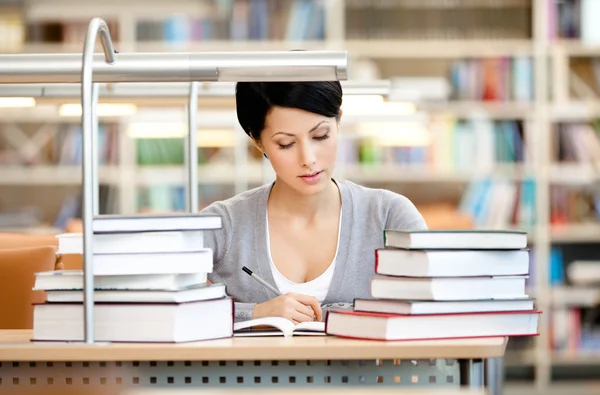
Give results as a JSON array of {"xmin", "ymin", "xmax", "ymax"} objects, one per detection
[{"xmin": 233, "ymin": 317, "xmax": 325, "ymax": 337}]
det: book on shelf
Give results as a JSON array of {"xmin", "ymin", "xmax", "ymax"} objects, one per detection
[
  {"xmin": 383, "ymin": 229, "xmax": 528, "ymax": 250},
  {"xmin": 41, "ymin": 283, "xmax": 226, "ymax": 304},
  {"xmin": 325, "ymin": 309, "xmax": 541, "ymax": 341},
  {"xmin": 33, "ymin": 271, "xmax": 208, "ymax": 291},
  {"xmin": 375, "ymin": 248, "xmax": 530, "ymax": 277},
  {"xmin": 233, "ymin": 317, "xmax": 325, "ymax": 338},
  {"xmin": 32, "ymin": 298, "xmax": 234, "ymax": 343}
]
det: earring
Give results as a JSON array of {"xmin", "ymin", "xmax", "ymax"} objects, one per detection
[{"xmin": 263, "ymin": 153, "xmax": 268, "ymax": 159}]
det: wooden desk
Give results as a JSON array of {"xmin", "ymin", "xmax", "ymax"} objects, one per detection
[{"xmin": 0, "ymin": 330, "xmax": 505, "ymax": 394}]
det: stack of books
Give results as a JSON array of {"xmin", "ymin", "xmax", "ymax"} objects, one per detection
[
  {"xmin": 32, "ymin": 213, "xmax": 234, "ymax": 343},
  {"xmin": 325, "ymin": 229, "xmax": 541, "ymax": 341}
]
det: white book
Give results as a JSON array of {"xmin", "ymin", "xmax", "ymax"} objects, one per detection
[
  {"xmin": 375, "ymin": 248, "xmax": 529, "ymax": 277},
  {"xmin": 33, "ymin": 298, "xmax": 233, "ymax": 343},
  {"xmin": 92, "ymin": 213, "xmax": 222, "ymax": 234},
  {"xmin": 34, "ymin": 270, "xmax": 208, "ymax": 291},
  {"xmin": 370, "ymin": 275, "xmax": 527, "ymax": 301},
  {"xmin": 57, "ymin": 231, "xmax": 204, "ymax": 255},
  {"xmin": 233, "ymin": 317, "xmax": 325, "ymax": 337},
  {"xmin": 353, "ymin": 297, "xmax": 536, "ymax": 315},
  {"xmin": 45, "ymin": 283, "xmax": 226, "ymax": 303},
  {"xmin": 384, "ymin": 229, "xmax": 527, "ymax": 250},
  {"xmin": 89, "ymin": 249, "xmax": 213, "ymax": 276}
]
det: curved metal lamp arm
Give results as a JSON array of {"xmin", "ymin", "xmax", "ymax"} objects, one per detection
[{"xmin": 81, "ymin": 17, "xmax": 116, "ymax": 344}]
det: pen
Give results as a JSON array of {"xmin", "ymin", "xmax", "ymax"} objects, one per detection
[{"xmin": 242, "ymin": 266, "xmax": 281, "ymax": 296}]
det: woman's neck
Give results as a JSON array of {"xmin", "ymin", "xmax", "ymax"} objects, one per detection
[{"xmin": 268, "ymin": 178, "xmax": 340, "ymax": 222}]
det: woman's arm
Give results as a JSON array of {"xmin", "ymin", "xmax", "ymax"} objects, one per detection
[
  {"xmin": 200, "ymin": 201, "xmax": 233, "ymax": 268},
  {"xmin": 234, "ymin": 302, "xmax": 257, "ymax": 322},
  {"xmin": 201, "ymin": 202, "xmax": 257, "ymax": 322}
]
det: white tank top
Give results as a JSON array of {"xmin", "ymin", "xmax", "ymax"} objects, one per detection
[{"xmin": 266, "ymin": 209, "xmax": 342, "ymax": 302}]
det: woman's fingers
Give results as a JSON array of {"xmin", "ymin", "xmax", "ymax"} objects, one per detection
[{"xmin": 292, "ymin": 293, "xmax": 323, "ymax": 321}]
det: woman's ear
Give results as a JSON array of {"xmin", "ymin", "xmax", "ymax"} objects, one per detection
[{"xmin": 251, "ymin": 138, "xmax": 266, "ymax": 158}]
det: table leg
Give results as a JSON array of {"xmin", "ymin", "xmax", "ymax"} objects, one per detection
[
  {"xmin": 459, "ymin": 358, "xmax": 485, "ymax": 388},
  {"xmin": 485, "ymin": 357, "xmax": 504, "ymax": 395}
]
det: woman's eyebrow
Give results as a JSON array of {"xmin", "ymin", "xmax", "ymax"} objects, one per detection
[{"xmin": 271, "ymin": 121, "xmax": 330, "ymax": 138}]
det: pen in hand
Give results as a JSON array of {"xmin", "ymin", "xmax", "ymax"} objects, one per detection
[
  {"xmin": 242, "ymin": 266, "xmax": 281, "ymax": 296},
  {"xmin": 241, "ymin": 266, "xmax": 318, "ymax": 321}
]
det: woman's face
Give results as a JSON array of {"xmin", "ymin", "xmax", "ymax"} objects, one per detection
[{"xmin": 257, "ymin": 106, "xmax": 339, "ymax": 196}]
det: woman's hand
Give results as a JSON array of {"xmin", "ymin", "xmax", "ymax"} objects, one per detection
[{"xmin": 252, "ymin": 292, "xmax": 323, "ymax": 323}]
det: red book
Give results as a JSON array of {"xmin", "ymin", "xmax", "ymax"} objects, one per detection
[{"xmin": 325, "ymin": 309, "xmax": 541, "ymax": 341}]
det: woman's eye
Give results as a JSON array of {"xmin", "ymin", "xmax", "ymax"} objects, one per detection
[
  {"xmin": 278, "ymin": 142, "xmax": 294, "ymax": 149},
  {"xmin": 314, "ymin": 133, "xmax": 330, "ymax": 141}
]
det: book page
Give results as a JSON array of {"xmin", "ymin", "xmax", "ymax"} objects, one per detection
[
  {"xmin": 293, "ymin": 321, "xmax": 326, "ymax": 336},
  {"xmin": 233, "ymin": 317, "xmax": 295, "ymax": 337}
]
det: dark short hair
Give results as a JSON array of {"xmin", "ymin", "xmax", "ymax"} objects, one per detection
[{"xmin": 235, "ymin": 81, "xmax": 343, "ymax": 141}]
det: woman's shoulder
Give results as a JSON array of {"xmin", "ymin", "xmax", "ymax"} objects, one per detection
[
  {"xmin": 338, "ymin": 179, "xmax": 427, "ymax": 230},
  {"xmin": 200, "ymin": 183, "xmax": 270, "ymax": 219},
  {"xmin": 339, "ymin": 179, "xmax": 411, "ymax": 207}
]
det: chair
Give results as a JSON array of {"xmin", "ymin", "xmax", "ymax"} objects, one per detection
[
  {"xmin": 0, "ymin": 246, "xmax": 57, "ymax": 329},
  {"xmin": 0, "ymin": 232, "xmax": 82, "ymax": 270}
]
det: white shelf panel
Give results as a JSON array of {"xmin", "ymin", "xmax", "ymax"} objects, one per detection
[
  {"xmin": 24, "ymin": 0, "xmax": 214, "ymax": 22},
  {"xmin": 0, "ymin": 164, "xmax": 542, "ymax": 186},
  {"xmin": 549, "ymin": 164, "xmax": 599, "ymax": 185},
  {"xmin": 11, "ymin": 39, "xmax": 533, "ymax": 59},
  {"xmin": 0, "ymin": 165, "xmax": 120, "ymax": 185},
  {"xmin": 135, "ymin": 162, "xmax": 265, "ymax": 186},
  {"xmin": 550, "ymin": 223, "xmax": 600, "ymax": 243},
  {"xmin": 336, "ymin": 164, "xmax": 535, "ymax": 183},
  {"xmin": 342, "ymin": 39, "xmax": 533, "ymax": 58},
  {"xmin": 553, "ymin": 39, "xmax": 600, "ymax": 57},
  {"xmin": 424, "ymin": 101, "xmax": 534, "ymax": 119},
  {"xmin": 551, "ymin": 101, "xmax": 600, "ymax": 121},
  {"xmin": 551, "ymin": 287, "xmax": 600, "ymax": 307},
  {"xmin": 551, "ymin": 353, "xmax": 600, "ymax": 366}
]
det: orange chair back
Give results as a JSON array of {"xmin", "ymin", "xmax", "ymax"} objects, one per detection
[
  {"xmin": 0, "ymin": 246, "xmax": 57, "ymax": 329},
  {"xmin": 0, "ymin": 232, "xmax": 82, "ymax": 270}
]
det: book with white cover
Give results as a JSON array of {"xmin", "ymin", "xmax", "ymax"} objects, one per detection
[
  {"xmin": 87, "ymin": 249, "xmax": 213, "ymax": 275},
  {"xmin": 34, "ymin": 270, "xmax": 208, "ymax": 291},
  {"xmin": 370, "ymin": 275, "xmax": 527, "ymax": 301},
  {"xmin": 233, "ymin": 317, "xmax": 325, "ymax": 337},
  {"xmin": 44, "ymin": 283, "xmax": 226, "ymax": 303},
  {"xmin": 57, "ymin": 231, "xmax": 204, "ymax": 255},
  {"xmin": 353, "ymin": 297, "xmax": 536, "ymax": 315},
  {"xmin": 384, "ymin": 229, "xmax": 527, "ymax": 250},
  {"xmin": 375, "ymin": 248, "xmax": 529, "ymax": 277},
  {"xmin": 325, "ymin": 309, "xmax": 540, "ymax": 341},
  {"xmin": 92, "ymin": 213, "xmax": 222, "ymax": 234},
  {"xmin": 33, "ymin": 297, "xmax": 233, "ymax": 343}
]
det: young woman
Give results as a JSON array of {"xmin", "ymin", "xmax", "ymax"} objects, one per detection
[{"xmin": 202, "ymin": 81, "xmax": 427, "ymax": 323}]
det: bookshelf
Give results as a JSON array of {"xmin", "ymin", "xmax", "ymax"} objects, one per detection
[{"xmin": 1, "ymin": 0, "xmax": 600, "ymax": 392}]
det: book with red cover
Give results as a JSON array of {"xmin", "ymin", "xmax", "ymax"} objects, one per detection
[{"xmin": 325, "ymin": 309, "xmax": 540, "ymax": 341}]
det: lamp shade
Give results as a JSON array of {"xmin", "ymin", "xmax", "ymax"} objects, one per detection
[{"xmin": 0, "ymin": 51, "xmax": 348, "ymax": 84}]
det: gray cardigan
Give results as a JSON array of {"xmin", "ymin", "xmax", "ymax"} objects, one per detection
[{"xmin": 201, "ymin": 179, "xmax": 427, "ymax": 322}]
